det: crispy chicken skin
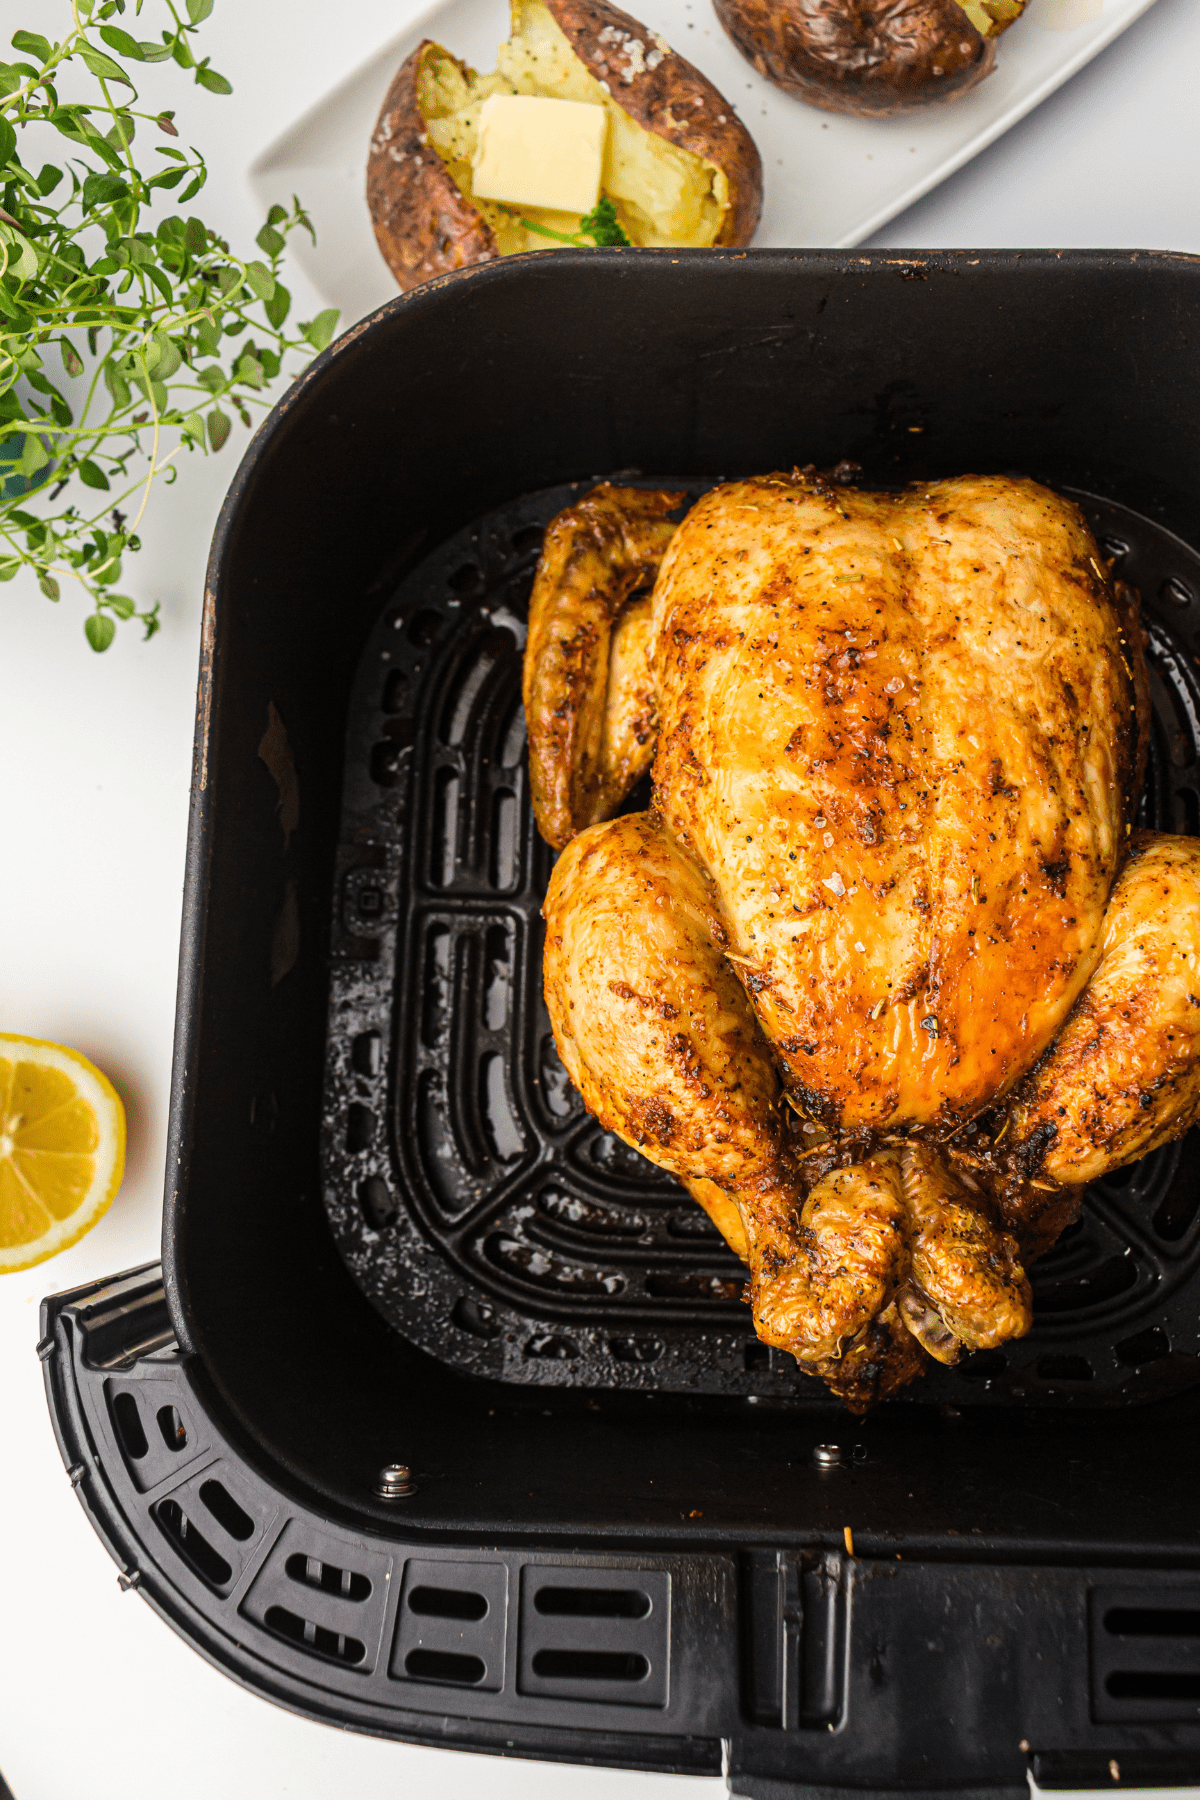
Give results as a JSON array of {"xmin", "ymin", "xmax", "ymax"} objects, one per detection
[
  {"xmin": 528, "ymin": 470, "xmax": 1195, "ymax": 1407},
  {"xmin": 524, "ymin": 485, "xmax": 683, "ymax": 850}
]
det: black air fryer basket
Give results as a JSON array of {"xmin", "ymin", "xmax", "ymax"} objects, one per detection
[{"xmin": 42, "ymin": 250, "xmax": 1200, "ymax": 1796}]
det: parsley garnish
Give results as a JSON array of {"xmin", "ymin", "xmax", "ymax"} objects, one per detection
[{"xmin": 519, "ymin": 196, "xmax": 632, "ymax": 248}]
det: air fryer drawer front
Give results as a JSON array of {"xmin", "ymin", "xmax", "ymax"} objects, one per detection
[{"xmin": 41, "ymin": 1265, "xmax": 1200, "ymax": 1790}]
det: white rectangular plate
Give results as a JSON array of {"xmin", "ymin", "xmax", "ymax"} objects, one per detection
[{"xmin": 249, "ymin": 0, "xmax": 1159, "ymax": 327}]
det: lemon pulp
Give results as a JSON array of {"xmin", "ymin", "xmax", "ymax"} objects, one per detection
[{"xmin": 0, "ymin": 1034, "xmax": 125, "ymax": 1273}]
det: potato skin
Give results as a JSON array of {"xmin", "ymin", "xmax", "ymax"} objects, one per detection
[
  {"xmin": 712, "ymin": 0, "xmax": 997, "ymax": 118},
  {"xmin": 544, "ymin": 0, "xmax": 762, "ymax": 248},
  {"xmin": 367, "ymin": 42, "xmax": 498, "ymax": 295}
]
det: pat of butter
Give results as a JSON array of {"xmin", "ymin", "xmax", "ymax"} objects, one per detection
[{"xmin": 472, "ymin": 93, "xmax": 607, "ymax": 215}]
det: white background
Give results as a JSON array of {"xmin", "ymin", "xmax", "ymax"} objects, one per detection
[{"xmin": 3, "ymin": 1, "xmax": 1200, "ymax": 1795}]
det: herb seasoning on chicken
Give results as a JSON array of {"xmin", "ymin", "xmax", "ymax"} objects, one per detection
[{"xmin": 523, "ymin": 470, "xmax": 1200, "ymax": 1409}]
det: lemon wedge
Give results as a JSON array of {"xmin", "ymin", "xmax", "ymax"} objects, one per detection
[{"xmin": 0, "ymin": 1034, "xmax": 125, "ymax": 1273}]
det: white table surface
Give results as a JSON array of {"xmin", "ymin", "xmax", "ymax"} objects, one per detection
[{"xmin": 3, "ymin": 1, "xmax": 1200, "ymax": 1795}]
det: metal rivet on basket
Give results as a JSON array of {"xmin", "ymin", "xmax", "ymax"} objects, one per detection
[
  {"xmin": 375, "ymin": 1462, "xmax": 416, "ymax": 1500},
  {"xmin": 813, "ymin": 1444, "xmax": 844, "ymax": 1469}
]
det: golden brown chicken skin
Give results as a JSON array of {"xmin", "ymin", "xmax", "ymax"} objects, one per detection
[{"xmin": 527, "ymin": 470, "xmax": 1193, "ymax": 1407}]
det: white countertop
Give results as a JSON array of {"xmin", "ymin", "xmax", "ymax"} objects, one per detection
[{"xmin": 3, "ymin": 1, "xmax": 1200, "ymax": 1795}]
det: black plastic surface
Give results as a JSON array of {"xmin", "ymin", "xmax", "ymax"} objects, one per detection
[
  {"xmin": 43, "ymin": 251, "xmax": 1200, "ymax": 1787},
  {"xmin": 322, "ymin": 478, "xmax": 1200, "ymax": 1406},
  {"xmin": 40, "ymin": 1262, "xmax": 1200, "ymax": 1790}
]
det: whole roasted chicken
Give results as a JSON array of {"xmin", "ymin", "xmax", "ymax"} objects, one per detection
[{"xmin": 523, "ymin": 471, "xmax": 1200, "ymax": 1407}]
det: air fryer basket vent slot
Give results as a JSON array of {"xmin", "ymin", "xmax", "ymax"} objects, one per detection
[
  {"xmin": 322, "ymin": 482, "xmax": 1200, "ymax": 1406},
  {"xmin": 390, "ymin": 1559, "xmax": 508, "ymax": 1693},
  {"xmin": 1092, "ymin": 1586, "xmax": 1200, "ymax": 1721},
  {"xmin": 517, "ymin": 1566, "xmax": 670, "ymax": 1707}
]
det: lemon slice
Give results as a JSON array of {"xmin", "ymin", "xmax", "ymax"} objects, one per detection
[{"xmin": 0, "ymin": 1034, "xmax": 125, "ymax": 1273}]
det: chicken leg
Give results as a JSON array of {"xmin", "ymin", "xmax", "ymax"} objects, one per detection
[
  {"xmin": 1000, "ymin": 831, "xmax": 1200, "ymax": 1255},
  {"xmin": 543, "ymin": 812, "xmax": 1031, "ymax": 1401}
]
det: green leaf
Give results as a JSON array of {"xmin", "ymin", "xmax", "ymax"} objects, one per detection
[
  {"xmin": 195, "ymin": 65, "xmax": 232, "ymax": 95},
  {"xmin": 0, "ymin": 119, "xmax": 15, "ymax": 167},
  {"xmin": 244, "ymin": 259, "xmax": 274, "ymax": 301},
  {"xmin": 99, "ymin": 25, "xmax": 145, "ymax": 60},
  {"xmin": 106, "ymin": 114, "xmax": 136, "ymax": 151},
  {"xmin": 78, "ymin": 47, "xmax": 133, "ymax": 85},
  {"xmin": 196, "ymin": 364, "xmax": 224, "ymax": 394},
  {"xmin": 36, "ymin": 162, "xmax": 62, "ymax": 195},
  {"xmin": 155, "ymin": 109, "xmax": 178, "ymax": 132},
  {"xmin": 16, "ymin": 433, "xmax": 48, "ymax": 478},
  {"xmin": 265, "ymin": 203, "xmax": 286, "ymax": 227},
  {"xmin": 234, "ymin": 352, "xmax": 263, "ymax": 389},
  {"xmin": 82, "ymin": 171, "xmax": 129, "ymax": 210},
  {"xmin": 263, "ymin": 281, "xmax": 290, "ymax": 328},
  {"xmin": 154, "ymin": 336, "xmax": 183, "ymax": 379},
  {"xmin": 188, "ymin": 0, "xmax": 216, "ymax": 18},
  {"xmin": 255, "ymin": 223, "xmax": 284, "ymax": 258},
  {"xmin": 3, "ymin": 233, "xmax": 39, "ymax": 282},
  {"xmin": 107, "ymin": 592, "xmax": 136, "ymax": 618},
  {"xmin": 180, "ymin": 410, "xmax": 205, "ymax": 448},
  {"xmin": 184, "ymin": 215, "xmax": 207, "ymax": 254},
  {"xmin": 79, "ymin": 458, "xmax": 111, "ymax": 489},
  {"xmin": 304, "ymin": 308, "xmax": 339, "ymax": 352},
  {"xmin": 104, "ymin": 361, "xmax": 131, "ymax": 408},
  {"xmin": 0, "ymin": 557, "xmax": 21, "ymax": 582},
  {"xmin": 144, "ymin": 262, "xmax": 173, "ymax": 302},
  {"xmin": 85, "ymin": 613, "xmax": 116, "ymax": 652},
  {"xmin": 206, "ymin": 405, "xmax": 230, "ymax": 451},
  {"xmin": 11, "ymin": 30, "xmax": 51, "ymax": 64},
  {"xmin": 39, "ymin": 573, "xmax": 60, "ymax": 600},
  {"xmin": 139, "ymin": 41, "xmax": 172, "ymax": 61}
]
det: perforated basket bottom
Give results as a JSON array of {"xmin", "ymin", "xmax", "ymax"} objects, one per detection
[{"xmin": 322, "ymin": 481, "xmax": 1200, "ymax": 1407}]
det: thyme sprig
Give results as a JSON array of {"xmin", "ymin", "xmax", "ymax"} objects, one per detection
[{"xmin": 1, "ymin": 1, "xmax": 338, "ymax": 649}]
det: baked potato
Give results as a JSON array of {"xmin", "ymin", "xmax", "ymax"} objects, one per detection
[
  {"xmin": 368, "ymin": 0, "xmax": 762, "ymax": 293},
  {"xmin": 711, "ymin": 0, "xmax": 1030, "ymax": 119}
]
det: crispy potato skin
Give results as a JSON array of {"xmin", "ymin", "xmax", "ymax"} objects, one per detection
[
  {"xmin": 544, "ymin": 0, "xmax": 762, "ymax": 247},
  {"xmin": 712, "ymin": 0, "xmax": 996, "ymax": 118},
  {"xmin": 368, "ymin": 42, "xmax": 498, "ymax": 294}
]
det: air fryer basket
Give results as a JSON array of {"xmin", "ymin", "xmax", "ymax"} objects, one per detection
[
  {"xmin": 42, "ymin": 252, "xmax": 1200, "ymax": 1793},
  {"xmin": 322, "ymin": 478, "xmax": 1200, "ymax": 1407}
]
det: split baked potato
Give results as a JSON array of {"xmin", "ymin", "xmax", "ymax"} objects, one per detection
[
  {"xmin": 712, "ymin": 0, "xmax": 1030, "ymax": 119},
  {"xmin": 368, "ymin": 0, "xmax": 762, "ymax": 293}
]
